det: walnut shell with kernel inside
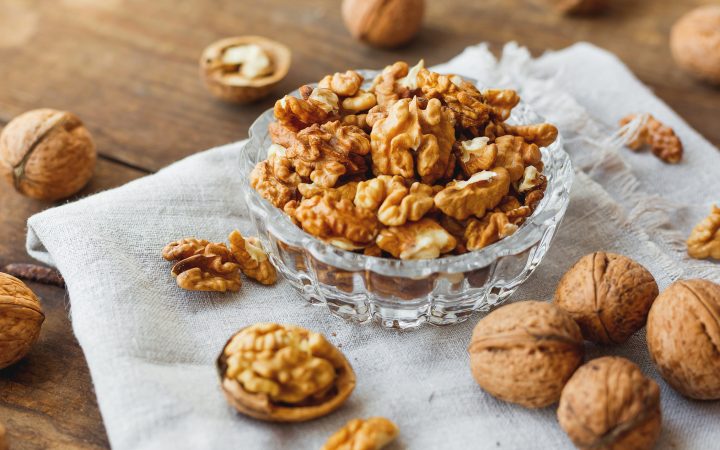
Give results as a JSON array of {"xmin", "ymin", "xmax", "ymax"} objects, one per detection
[
  {"xmin": 0, "ymin": 272, "xmax": 45, "ymax": 369},
  {"xmin": 217, "ymin": 323, "xmax": 355, "ymax": 422},
  {"xmin": 558, "ymin": 356, "xmax": 661, "ymax": 450},
  {"xmin": 468, "ymin": 300, "xmax": 584, "ymax": 408},
  {"xmin": 647, "ymin": 279, "xmax": 720, "ymax": 400},
  {"xmin": 554, "ymin": 252, "xmax": 659, "ymax": 345},
  {"xmin": 0, "ymin": 109, "xmax": 96, "ymax": 201}
]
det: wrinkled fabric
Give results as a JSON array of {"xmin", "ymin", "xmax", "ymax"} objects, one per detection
[{"xmin": 27, "ymin": 43, "xmax": 720, "ymax": 449}]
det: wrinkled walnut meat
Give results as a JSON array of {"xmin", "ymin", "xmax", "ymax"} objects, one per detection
[
  {"xmin": 619, "ymin": 114, "xmax": 683, "ymax": 164},
  {"xmin": 217, "ymin": 323, "xmax": 356, "ymax": 422},
  {"xmin": 686, "ymin": 205, "xmax": 720, "ymax": 260},
  {"xmin": 558, "ymin": 357, "xmax": 661, "ymax": 450},
  {"xmin": 322, "ymin": 417, "xmax": 399, "ymax": 450},
  {"xmin": 162, "ymin": 230, "xmax": 277, "ymax": 292},
  {"xmin": 250, "ymin": 60, "xmax": 558, "ymax": 259}
]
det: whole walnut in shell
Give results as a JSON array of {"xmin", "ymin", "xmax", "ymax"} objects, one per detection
[
  {"xmin": 0, "ymin": 422, "xmax": 6, "ymax": 450},
  {"xmin": 217, "ymin": 323, "xmax": 356, "ymax": 422},
  {"xmin": 554, "ymin": 252, "xmax": 658, "ymax": 345},
  {"xmin": 646, "ymin": 279, "xmax": 720, "ymax": 400},
  {"xmin": 558, "ymin": 356, "xmax": 661, "ymax": 450},
  {"xmin": 342, "ymin": 0, "xmax": 424, "ymax": 48},
  {"xmin": 468, "ymin": 300, "xmax": 584, "ymax": 408},
  {"xmin": 543, "ymin": 0, "xmax": 608, "ymax": 15},
  {"xmin": 0, "ymin": 272, "xmax": 45, "ymax": 369},
  {"xmin": 670, "ymin": 6, "xmax": 720, "ymax": 85},
  {"xmin": 0, "ymin": 109, "xmax": 96, "ymax": 201}
]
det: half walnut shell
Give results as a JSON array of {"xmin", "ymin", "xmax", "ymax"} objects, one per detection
[
  {"xmin": 200, "ymin": 35, "xmax": 291, "ymax": 104},
  {"xmin": 217, "ymin": 323, "xmax": 355, "ymax": 422}
]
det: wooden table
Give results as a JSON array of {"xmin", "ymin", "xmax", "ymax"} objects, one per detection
[{"xmin": 0, "ymin": 0, "xmax": 717, "ymax": 447}]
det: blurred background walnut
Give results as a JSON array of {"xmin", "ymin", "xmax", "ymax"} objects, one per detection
[
  {"xmin": 647, "ymin": 279, "xmax": 720, "ymax": 400},
  {"xmin": 0, "ymin": 272, "xmax": 44, "ymax": 369},
  {"xmin": 686, "ymin": 205, "xmax": 720, "ymax": 260},
  {"xmin": 554, "ymin": 252, "xmax": 658, "ymax": 344},
  {"xmin": 558, "ymin": 356, "xmax": 661, "ymax": 450},
  {"xmin": 217, "ymin": 323, "xmax": 355, "ymax": 422},
  {"xmin": 468, "ymin": 300, "xmax": 584, "ymax": 408},
  {"xmin": 322, "ymin": 417, "xmax": 399, "ymax": 450},
  {"xmin": 0, "ymin": 422, "xmax": 7, "ymax": 450},
  {"xmin": 671, "ymin": 6, "xmax": 720, "ymax": 85},
  {"xmin": 342, "ymin": 0, "xmax": 424, "ymax": 48},
  {"xmin": 0, "ymin": 109, "xmax": 95, "ymax": 201},
  {"xmin": 540, "ymin": 0, "xmax": 609, "ymax": 15}
]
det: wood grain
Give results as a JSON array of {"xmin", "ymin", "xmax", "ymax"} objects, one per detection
[{"xmin": 0, "ymin": 0, "xmax": 718, "ymax": 447}]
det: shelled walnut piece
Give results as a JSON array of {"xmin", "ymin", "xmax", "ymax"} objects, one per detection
[
  {"xmin": 0, "ymin": 272, "xmax": 45, "ymax": 369},
  {"xmin": 251, "ymin": 60, "xmax": 558, "ymax": 260},
  {"xmin": 558, "ymin": 357, "xmax": 661, "ymax": 450},
  {"xmin": 322, "ymin": 417, "xmax": 399, "ymax": 450},
  {"xmin": 554, "ymin": 252, "xmax": 659, "ymax": 345},
  {"xmin": 217, "ymin": 323, "xmax": 356, "ymax": 422},
  {"xmin": 162, "ymin": 231, "xmax": 277, "ymax": 292},
  {"xmin": 468, "ymin": 301, "xmax": 584, "ymax": 408},
  {"xmin": 619, "ymin": 114, "xmax": 683, "ymax": 164},
  {"xmin": 686, "ymin": 205, "xmax": 720, "ymax": 260}
]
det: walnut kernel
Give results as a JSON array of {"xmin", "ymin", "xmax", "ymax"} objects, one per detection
[
  {"xmin": 686, "ymin": 205, "xmax": 720, "ymax": 260},
  {"xmin": 322, "ymin": 417, "xmax": 399, "ymax": 450},
  {"xmin": 228, "ymin": 230, "xmax": 277, "ymax": 285}
]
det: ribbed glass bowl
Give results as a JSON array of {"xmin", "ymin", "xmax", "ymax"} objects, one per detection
[{"xmin": 240, "ymin": 74, "xmax": 573, "ymax": 329}]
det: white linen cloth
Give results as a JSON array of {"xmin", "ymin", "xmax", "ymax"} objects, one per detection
[{"xmin": 26, "ymin": 43, "xmax": 720, "ymax": 449}]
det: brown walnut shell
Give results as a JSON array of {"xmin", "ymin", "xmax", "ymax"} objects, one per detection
[
  {"xmin": 468, "ymin": 300, "xmax": 584, "ymax": 408},
  {"xmin": 342, "ymin": 0, "xmax": 424, "ymax": 49},
  {"xmin": 0, "ymin": 421, "xmax": 7, "ymax": 450},
  {"xmin": 217, "ymin": 323, "xmax": 356, "ymax": 422},
  {"xmin": 0, "ymin": 109, "xmax": 96, "ymax": 201},
  {"xmin": 554, "ymin": 252, "xmax": 658, "ymax": 345},
  {"xmin": 0, "ymin": 272, "xmax": 45, "ymax": 369},
  {"xmin": 646, "ymin": 279, "xmax": 720, "ymax": 400},
  {"xmin": 670, "ymin": 6, "xmax": 720, "ymax": 85},
  {"xmin": 558, "ymin": 356, "xmax": 661, "ymax": 450},
  {"xmin": 200, "ymin": 36, "xmax": 291, "ymax": 104}
]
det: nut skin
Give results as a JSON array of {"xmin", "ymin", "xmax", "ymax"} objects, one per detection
[
  {"xmin": 0, "ymin": 109, "xmax": 96, "ymax": 201},
  {"xmin": 558, "ymin": 357, "xmax": 661, "ymax": 450},
  {"xmin": 342, "ymin": 0, "xmax": 424, "ymax": 49},
  {"xmin": 200, "ymin": 36, "xmax": 291, "ymax": 104},
  {"xmin": 217, "ymin": 323, "xmax": 356, "ymax": 422},
  {"xmin": 670, "ymin": 6, "xmax": 720, "ymax": 85},
  {"xmin": 0, "ymin": 272, "xmax": 45, "ymax": 369},
  {"xmin": 468, "ymin": 300, "xmax": 584, "ymax": 408},
  {"xmin": 646, "ymin": 279, "xmax": 720, "ymax": 400},
  {"xmin": 554, "ymin": 252, "xmax": 659, "ymax": 345}
]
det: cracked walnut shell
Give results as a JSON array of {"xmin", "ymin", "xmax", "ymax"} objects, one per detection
[
  {"xmin": 555, "ymin": 252, "xmax": 658, "ymax": 345},
  {"xmin": 0, "ymin": 109, "xmax": 96, "ymax": 201},
  {"xmin": 468, "ymin": 300, "xmax": 584, "ymax": 408},
  {"xmin": 0, "ymin": 272, "xmax": 44, "ymax": 369},
  {"xmin": 647, "ymin": 279, "xmax": 720, "ymax": 399},
  {"xmin": 322, "ymin": 417, "xmax": 399, "ymax": 450},
  {"xmin": 558, "ymin": 357, "xmax": 661, "ymax": 450},
  {"xmin": 687, "ymin": 205, "xmax": 720, "ymax": 260},
  {"xmin": 217, "ymin": 323, "xmax": 355, "ymax": 422}
]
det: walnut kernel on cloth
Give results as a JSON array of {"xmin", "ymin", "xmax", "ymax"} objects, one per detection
[
  {"xmin": 0, "ymin": 272, "xmax": 44, "ymax": 369},
  {"xmin": 647, "ymin": 279, "xmax": 720, "ymax": 400},
  {"xmin": 322, "ymin": 417, "xmax": 399, "ymax": 450},
  {"xmin": 554, "ymin": 252, "xmax": 659, "ymax": 345},
  {"xmin": 468, "ymin": 301, "xmax": 584, "ymax": 408},
  {"xmin": 619, "ymin": 114, "xmax": 683, "ymax": 164},
  {"xmin": 686, "ymin": 205, "xmax": 720, "ymax": 260},
  {"xmin": 558, "ymin": 357, "xmax": 661, "ymax": 450},
  {"xmin": 171, "ymin": 244, "xmax": 242, "ymax": 292},
  {"xmin": 217, "ymin": 323, "xmax": 356, "ymax": 422},
  {"xmin": 377, "ymin": 217, "xmax": 457, "ymax": 260}
]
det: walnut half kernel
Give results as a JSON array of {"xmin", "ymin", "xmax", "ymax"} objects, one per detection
[
  {"xmin": 322, "ymin": 417, "xmax": 399, "ymax": 450},
  {"xmin": 217, "ymin": 323, "xmax": 356, "ymax": 422}
]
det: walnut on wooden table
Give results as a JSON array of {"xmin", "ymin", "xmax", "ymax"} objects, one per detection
[{"xmin": 0, "ymin": 272, "xmax": 44, "ymax": 369}]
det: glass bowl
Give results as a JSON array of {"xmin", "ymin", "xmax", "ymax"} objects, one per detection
[{"xmin": 239, "ymin": 73, "xmax": 573, "ymax": 329}]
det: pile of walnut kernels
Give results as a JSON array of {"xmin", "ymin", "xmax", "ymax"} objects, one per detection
[{"xmin": 250, "ymin": 61, "xmax": 558, "ymax": 259}]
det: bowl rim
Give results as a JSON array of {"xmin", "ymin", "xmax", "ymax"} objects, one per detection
[{"xmin": 240, "ymin": 71, "xmax": 574, "ymax": 277}]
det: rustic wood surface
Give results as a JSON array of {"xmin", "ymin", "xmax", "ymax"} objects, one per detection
[{"xmin": 0, "ymin": 0, "xmax": 717, "ymax": 447}]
